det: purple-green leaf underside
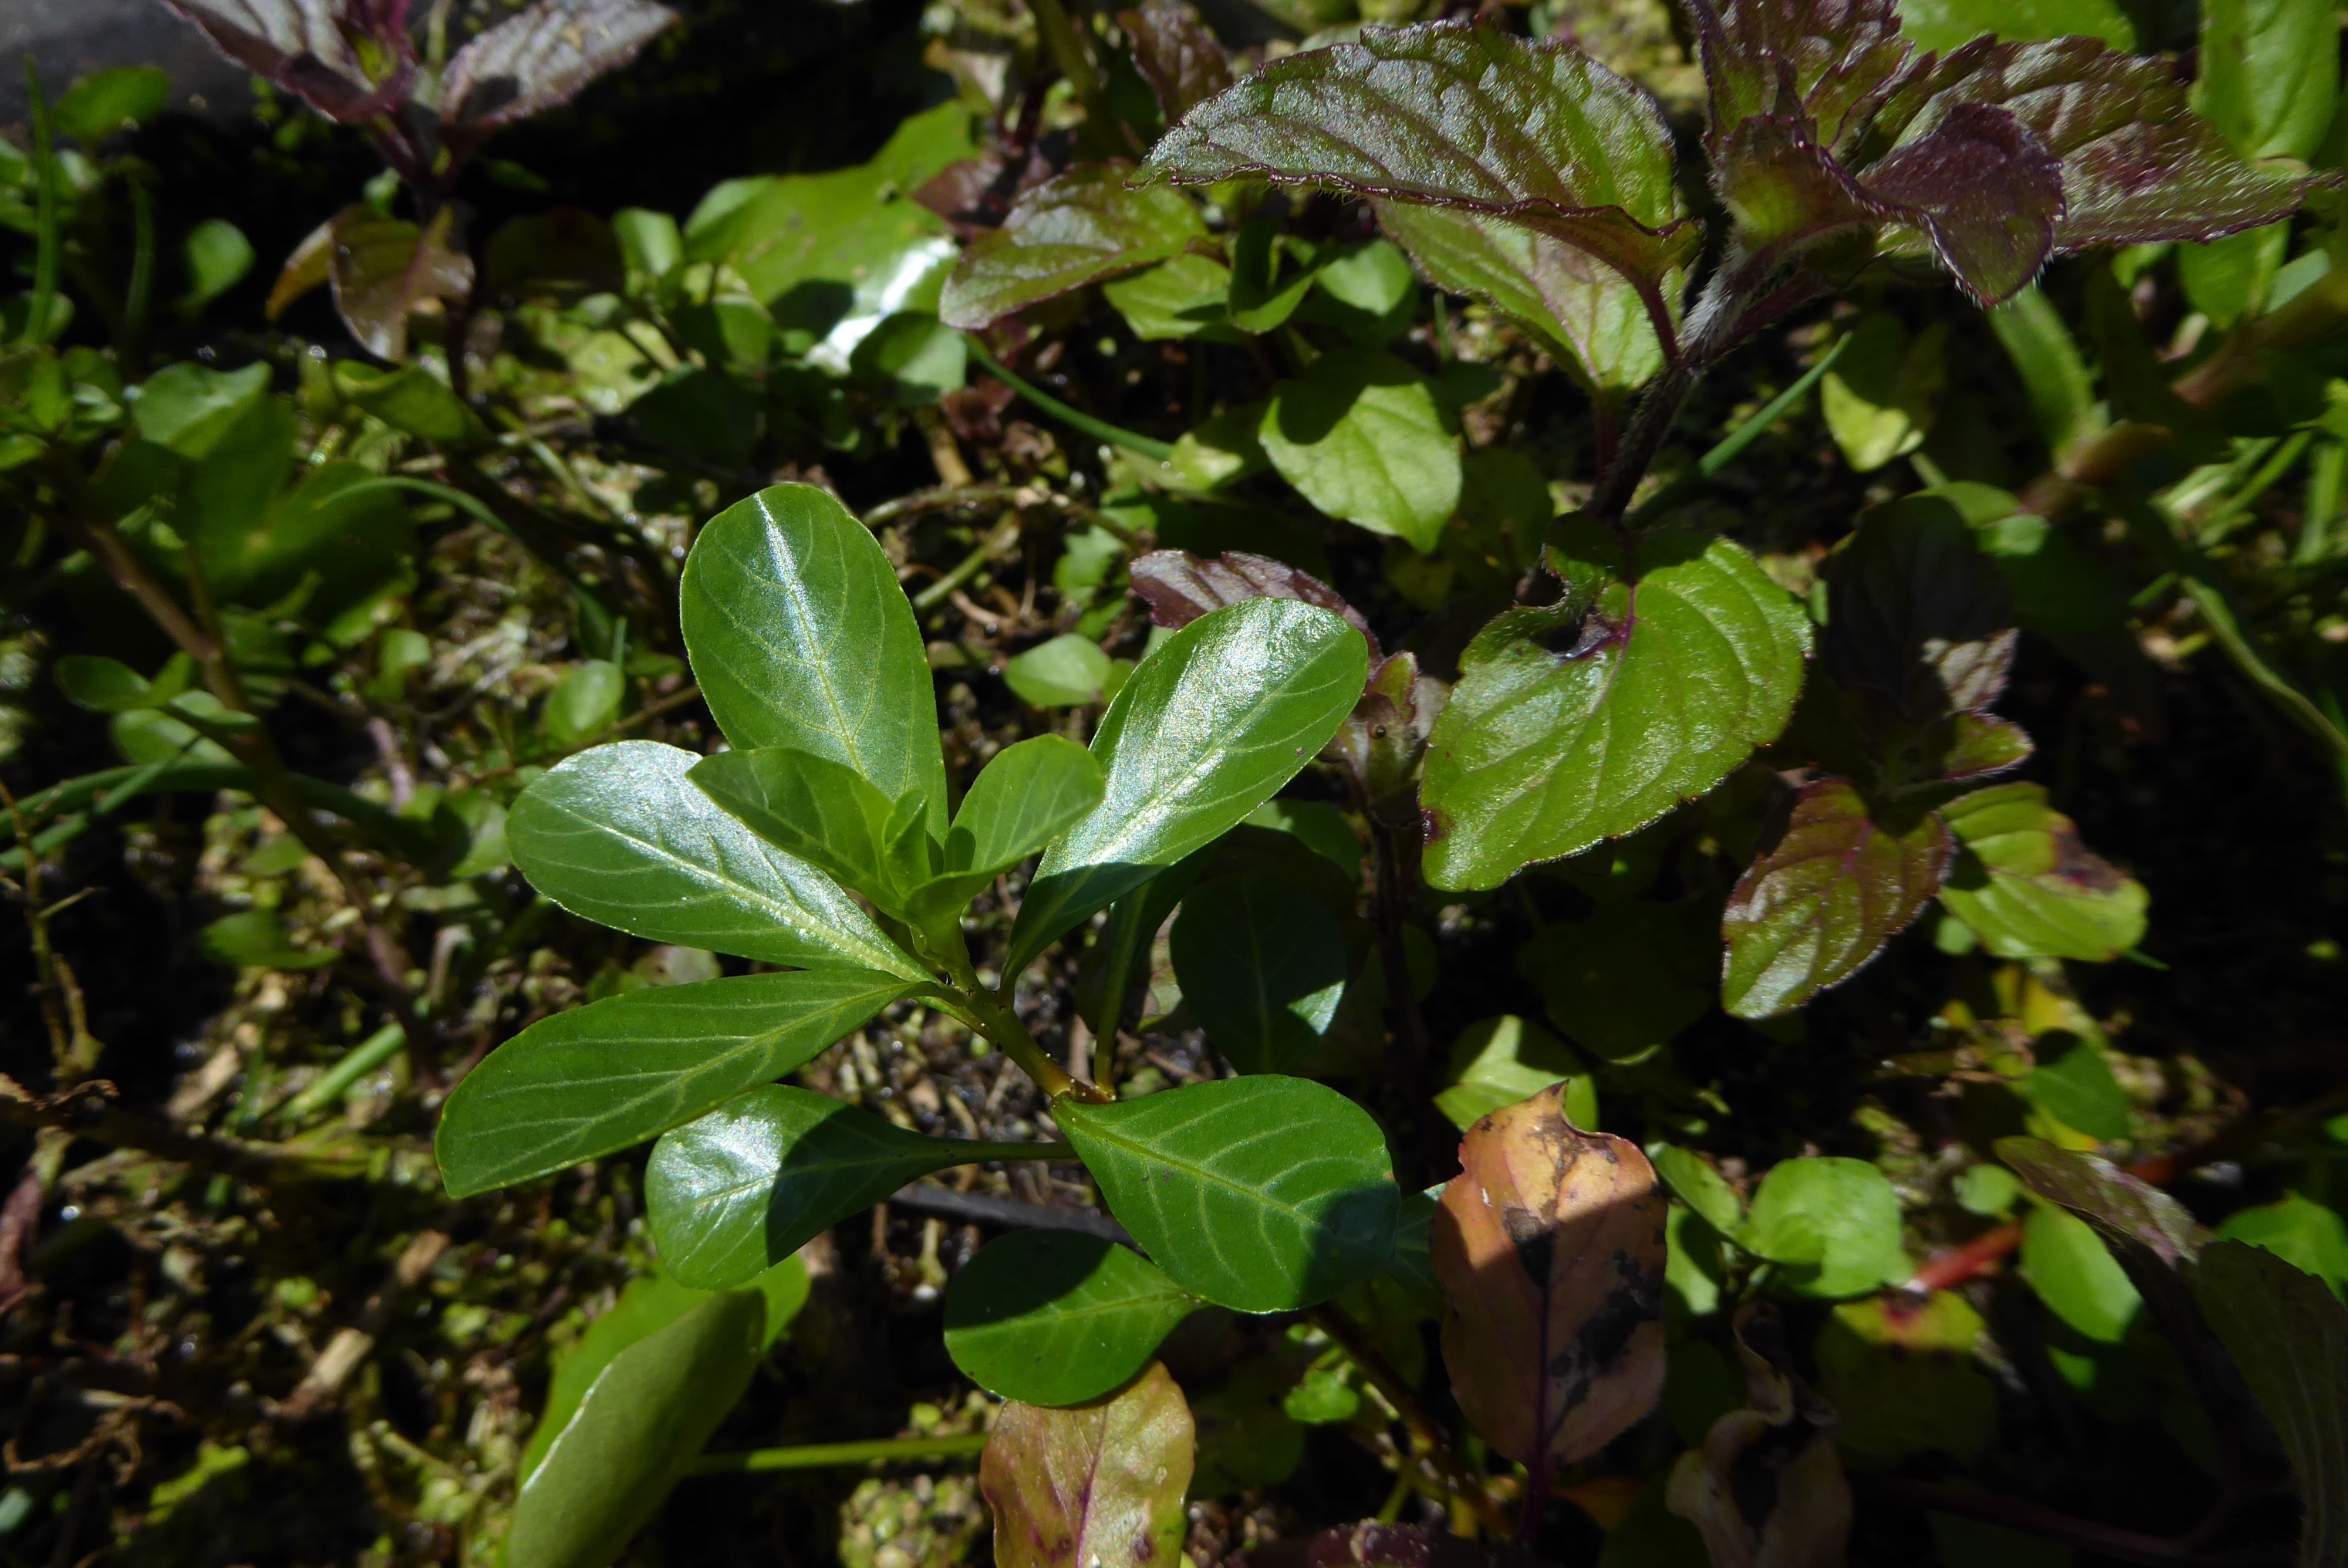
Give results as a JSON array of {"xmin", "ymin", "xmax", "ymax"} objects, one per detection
[{"xmin": 940, "ymin": 164, "xmax": 1207, "ymax": 330}]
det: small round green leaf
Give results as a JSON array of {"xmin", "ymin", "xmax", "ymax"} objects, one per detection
[
  {"xmin": 1259, "ymin": 347, "xmax": 1460, "ymax": 550},
  {"xmin": 943, "ymin": 1231, "xmax": 1197, "ymax": 1405},
  {"xmin": 1055, "ymin": 1076, "xmax": 1398, "ymax": 1313},
  {"xmin": 1740, "ymin": 1156, "xmax": 1910, "ymax": 1299}
]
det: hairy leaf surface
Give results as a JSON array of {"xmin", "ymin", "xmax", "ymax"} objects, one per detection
[
  {"xmin": 945, "ymin": 1232, "xmax": 1198, "ymax": 1406},
  {"xmin": 440, "ymin": 0, "xmax": 677, "ymax": 134},
  {"xmin": 1056, "ymin": 1076, "xmax": 1398, "ymax": 1312},
  {"xmin": 1006, "ymin": 599, "xmax": 1368, "ymax": 974},
  {"xmin": 980, "ymin": 1361, "xmax": 1194, "ymax": 1568},
  {"xmin": 1722, "ymin": 779, "xmax": 1951, "ymax": 1019},
  {"xmin": 680, "ymin": 484, "xmax": 946, "ymax": 829},
  {"xmin": 436, "ymin": 970, "xmax": 918, "ymax": 1196},
  {"xmin": 940, "ymin": 165, "xmax": 1207, "ymax": 330},
  {"xmin": 1432, "ymin": 1085, "xmax": 1666, "ymax": 1467},
  {"xmin": 1422, "ymin": 521, "xmax": 1810, "ymax": 891}
]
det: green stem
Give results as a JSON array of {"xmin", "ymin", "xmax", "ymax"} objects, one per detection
[
  {"xmin": 913, "ymin": 513, "xmax": 1023, "ymax": 613},
  {"xmin": 120, "ymin": 171, "xmax": 156, "ymax": 364},
  {"xmin": 949, "ymin": 1139, "xmax": 1077, "ymax": 1161},
  {"xmin": 964, "ymin": 337, "xmax": 1176, "ymax": 462},
  {"xmin": 2177, "ymin": 574, "xmax": 2348, "ymax": 759},
  {"xmin": 1624, "ymin": 333, "xmax": 1851, "ymax": 528},
  {"xmin": 688, "ymin": 1432, "xmax": 991, "ymax": 1475},
  {"xmin": 1024, "ymin": 0, "xmax": 1111, "ymax": 137},
  {"xmin": 950, "ymin": 989, "xmax": 1110, "ymax": 1104},
  {"xmin": 280, "ymin": 1022, "xmax": 408, "ymax": 1121},
  {"xmin": 22, "ymin": 58, "xmax": 60, "ymax": 348}
]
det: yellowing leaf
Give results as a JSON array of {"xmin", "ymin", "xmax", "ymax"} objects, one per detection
[{"xmin": 980, "ymin": 1360, "xmax": 1194, "ymax": 1568}]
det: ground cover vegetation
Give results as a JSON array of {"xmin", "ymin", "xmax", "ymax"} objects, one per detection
[{"xmin": 4, "ymin": 0, "xmax": 2348, "ymax": 1562}]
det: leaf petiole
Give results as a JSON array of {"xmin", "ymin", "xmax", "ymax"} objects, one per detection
[
  {"xmin": 688, "ymin": 1432, "xmax": 992, "ymax": 1475},
  {"xmin": 964, "ymin": 337, "xmax": 1178, "ymax": 462}
]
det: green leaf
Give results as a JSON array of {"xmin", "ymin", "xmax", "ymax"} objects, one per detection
[
  {"xmin": 1986, "ymin": 286, "xmax": 2104, "ymax": 460},
  {"xmin": 1422, "ymin": 521, "xmax": 1810, "ymax": 891},
  {"xmin": 1995, "ymin": 1136, "xmax": 2207, "ymax": 1263},
  {"xmin": 1651, "ymin": 1145, "xmax": 1745, "ymax": 1237},
  {"xmin": 944, "ymin": 1231, "xmax": 1199, "ymax": 1405},
  {"xmin": 679, "ymin": 484, "xmax": 946, "ymax": 830},
  {"xmin": 198, "ymin": 911, "xmax": 337, "ymax": 972},
  {"xmin": 1937, "ymin": 782, "xmax": 2148, "ymax": 961},
  {"xmin": 543, "ymin": 661, "xmax": 625, "ymax": 747},
  {"xmin": 332, "ymin": 363, "xmax": 481, "ymax": 444},
  {"xmin": 55, "ymin": 67, "xmax": 170, "ymax": 142},
  {"xmin": 507, "ymin": 741, "xmax": 923, "ymax": 977},
  {"xmin": 436, "ymin": 970, "xmax": 920, "ymax": 1197},
  {"xmin": 1435, "ymin": 1015, "xmax": 1595, "ymax": 1132},
  {"xmin": 1057, "ymin": 1076, "xmax": 1398, "ymax": 1312},
  {"xmin": 1005, "ymin": 599, "xmax": 1369, "ymax": 976},
  {"xmin": 1003, "ymin": 634, "xmax": 1116, "ymax": 708},
  {"xmin": 1897, "ymin": 0, "xmax": 2133, "ymax": 54},
  {"xmin": 181, "ymin": 219, "xmax": 255, "ymax": 311},
  {"xmin": 846, "ymin": 312, "xmax": 966, "ymax": 404},
  {"xmin": 506, "ymin": 1287, "xmax": 765, "ymax": 1568},
  {"xmin": 1740, "ymin": 1156, "xmax": 1909, "ymax": 1299},
  {"xmin": 909, "ymin": 735, "xmax": 1105, "ymax": 921},
  {"xmin": 323, "ymin": 206, "xmax": 474, "ymax": 362},
  {"xmin": 1372, "ymin": 200, "xmax": 1669, "ymax": 395},
  {"xmin": 980, "ymin": 1361, "xmax": 1195, "ymax": 1568},
  {"xmin": 1141, "ymin": 22, "xmax": 1696, "ymax": 326},
  {"xmin": 1169, "ymin": 873, "xmax": 1348, "ymax": 1074},
  {"xmin": 688, "ymin": 746, "xmax": 919, "ymax": 907},
  {"xmin": 940, "ymin": 165, "xmax": 1207, "ymax": 330},
  {"xmin": 1721, "ymin": 779, "xmax": 1952, "ymax": 1019},
  {"xmin": 55, "ymin": 655, "xmax": 156, "ymax": 714},
  {"xmin": 2191, "ymin": 1240, "xmax": 2348, "ymax": 1568},
  {"xmin": 2020, "ymin": 1032, "xmax": 2132, "ymax": 1142},
  {"xmin": 520, "ymin": 1258, "xmax": 809, "ymax": 1483},
  {"xmin": 1821, "ymin": 315, "xmax": 1947, "ymax": 473},
  {"xmin": 1823, "ymin": 494, "xmax": 2017, "ymax": 725},
  {"xmin": 132, "ymin": 361, "xmax": 270, "ymax": 459},
  {"xmin": 2197, "ymin": 0, "xmax": 2339, "ymax": 164},
  {"xmin": 645, "ymin": 1086, "xmax": 995, "ymax": 1289},
  {"xmin": 2020, "ymin": 1201, "xmax": 2140, "ymax": 1342},
  {"xmin": 2215, "ymin": 1195, "xmax": 2348, "ymax": 1297},
  {"xmin": 1102, "ymin": 253, "xmax": 1234, "ymax": 341},
  {"xmin": 1816, "ymin": 1293, "xmax": 1998, "ymax": 1464},
  {"xmin": 1258, "ymin": 347, "xmax": 1460, "ymax": 550},
  {"xmin": 1524, "ymin": 898, "xmax": 1716, "ymax": 1062}
]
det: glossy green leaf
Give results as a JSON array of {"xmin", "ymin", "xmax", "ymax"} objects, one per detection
[
  {"xmin": 1102, "ymin": 253, "xmax": 1234, "ymax": 340},
  {"xmin": 909, "ymin": 735, "xmax": 1105, "ymax": 921},
  {"xmin": 519, "ymin": 1258, "xmax": 809, "ymax": 1483},
  {"xmin": 1258, "ymin": 348, "xmax": 1459, "ymax": 550},
  {"xmin": 1422, "ymin": 521, "xmax": 1809, "ymax": 891},
  {"xmin": 1004, "ymin": 634, "xmax": 1115, "ymax": 708},
  {"xmin": 505, "ymin": 1287, "xmax": 765, "ymax": 1568},
  {"xmin": 1897, "ymin": 0, "xmax": 2133, "ymax": 53},
  {"xmin": 1170, "ymin": 873, "xmax": 1348, "ymax": 1074},
  {"xmin": 1434, "ymin": 1015, "xmax": 1595, "ymax": 1131},
  {"xmin": 1005, "ymin": 599, "xmax": 1369, "ymax": 976},
  {"xmin": 1652, "ymin": 1145, "xmax": 1745, "ymax": 1238},
  {"xmin": 2020, "ymin": 1201, "xmax": 2140, "ymax": 1342},
  {"xmin": 846, "ymin": 312, "xmax": 966, "ymax": 404},
  {"xmin": 436, "ymin": 970, "xmax": 919, "ymax": 1197},
  {"xmin": 1721, "ymin": 779, "xmax": 1952, "ymax": 1019},
  {"xmin": 2191, "ymin": 1240, "xmax": 2348, "ymax": 1568},
  {"xmin": 1740, "ymin": 1156, "xmax": 1909, "ymax": 1299},
  {"xmin": 944, "ymin": 1231, "xmax": 1198, "ymax": 1405},
  {"xmin": 2197, "ymin": 0, "xmax": 2339, "ymax": 164},
  {"xmin": 680, "ymin": 484, "xmax": 946, "ymax": 830},
  {"xmin": 980, "ymin": 1361, "xmax": 1195, "ymax": 1568},
  {"xmin": 1057, "ymin": 1076, "xmax": 1398, "ymax": 1313},
  {"xmin": 689, "ymin": 746, "xmax": 917, "ymax": 907},
  {"xmin": 132, "ymin": 361, "xmax": 270, "ymax": 458},
  {"xmin": 940, "ymin": 165, "xmax": 1207, "ymax": 330},
  {"xmin": 1140, "ymin": 22, "xmax": 1697, "ymax": 322},
  {"xmin": 646, "ymin": 1086, "xmax": 1008, "ymax": 1289},
  {"xmin": 544, "ymin": 661, "xmax": 625, "ymax": 746},
  {"xmin": 1375, "ymin": 200, "xmax": 1667, "ymax": 394},
  {"xmin": 508, "ymin": 741, "xmax": 923, "ymax": 977},
  {"xmin": 2215, "ymin": 1195, "xmax": 2348, "ymax": 1297},
  {"xmin": 1937, "ymin": 783, "xmax": 2148, "ymax": 961}
]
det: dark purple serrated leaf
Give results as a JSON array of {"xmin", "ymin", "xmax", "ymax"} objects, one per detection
[
  {"xmin": 157, "ymin": 0, "xmax": 411, "ymax": 123},
  {"xmin": 440, "ymin": 0, "xmax": 676, "ymax": 134},
  {"xmin": 1720, "ymin": 776, "xmax": 1951, "ymax": 1019},
  {"xmin": 1994, "ymin": 1136, "xmax": 2206, "ymax": 1263},
  {"xmin": 328, "ymin": 204, "xmax": 474, "ymax": 361},
  {"xmin": 940, "ymin": 165, "xmax": 1206, "ymax": 330},
  {"xmin": 1689, "ymin": 0, "xmax": 1912, "ymax": 149},
  {"xmin": 1859, "ymin": 102, "xmax": 2066, "ymax": 306},
  {"xmin": 1118, "ymin": 0, "xmax": 1233, "ymax": 123},
  {"xmin": 1865, "ymin": 37, "xmax": 2322, "ymax": 254},
  {"xmin": 1823, "ymin": 498, "xmax": 2016, "ymax": 722},
  {"xmin": 1130, "ymin": 549, "xmax": 1376, "ymax": 652},
  {"xmin": 1935, "ymin": 712, "xmax": 2033, "ymax": 783},
  {"xmin": 1139, "ymin": 21, "xmax": 1698, "ymax": 334}
]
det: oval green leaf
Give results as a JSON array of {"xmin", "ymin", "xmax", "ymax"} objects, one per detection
[
  {"xmin": 1259, "ymin": 347, "xmax": 1460, "ymax": 550},
  {"xmin": 944, "ymin": 1231, "xmax": 1199, "ymax": 1406},
  {"xmin": 508, "ymin": 741, "xmax": 923, "ymax": 978},
  {"xmin": 1170, "ymin": 873, "xmax": 1348, "ymax": 1075},
  {"xmin": 1055, "ymin": 1075, "xmax": 1398, "ymax": 1313},
  {"xmin": 680, "ymin": 483, "xmax": 947, "ymax": 828},
  {"xmin": 1739, "ymin": 1156, "xmax": 1910, "ymax": 1299},
  {"xmin": 646, "ymin": 1085, "xmax": 1007, "ymax": 1289},
  {"xmin": 1937, "ymin": 782, "xmax": 2148, "ymax": 961},
  {"xmin": 437, "ymin": 969, "xmax": 920, "ymax": 1197},
  {"xmin": 1422, "ymin": 521, "xmax": 1810, "ymax": 891},
  {"xmin": 1006, "ymin": 598, "xmax": 1369, "ymax": 975},
  {"xmin": 687, "ymin": 745, "xmax": 909, "ymax": 905}
]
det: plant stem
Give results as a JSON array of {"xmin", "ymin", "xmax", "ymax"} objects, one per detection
[
  {"xmin": 1307, "ymin": 1304, "xmax": 1512, "ymax": 1539},
  {"xmin": 953, "ymin": 989, "xmax": 1111, "ymax": 1104},
  {"xmin": 689, "ymin": 1432, "xmax": 992, "ymax": 1475},
  {"xmin": 964, "ymin": 337, "xmax": 1178, "ymax": 461},
  {"xmin": 1870, "ymin": 1478, "xmax": 2248, "ymax": 1567},
  {"xmin": 1371, "ymin": 824, "xmax": 1433, "ymax": 1104},
  {"xmin": 1625, "ymin": 333, "xmax": 1852, "ymax": 528},
  {"xmin": 21, "ymin": 58, "xmax": 59, "ymax": 349},
  {"xmin": 121, "ymin": 171, "xmax": 156, "ymax": 365},
  {"xmin": 279, "ymin": 1022, "xmax": 409, "ymax": 1121}
]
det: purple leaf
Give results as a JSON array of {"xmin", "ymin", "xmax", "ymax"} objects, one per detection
[
  {"xmin": 1860, "ymin": 102, "xmax": 2066, "ymax": 306},
  {"xmin": 939, "ymin": 164, "xmax": 1207, "ymax": 331},
  {"xmin": 1117, "ymin": 0, "xmax": 1233, "ymax": 123},
  {"xmin": 1138, "ymin": 21, "xmax": 1699, "ymax": 344},
  {"xmin": 1993, "ymin": 1137, "xmax": 2205, "ymax": 1264},
  {"xmin": 1130, "ymin": 549, "xmax": 1376, "ymax": 653},
  {"xmin": 156, "ymin": 0, "xmax": 410, "ymax": 123},
  {"xmin": 440, "ymin": 0, "xmax": 677, "ymax": 134},
  {"xmin": 1689, "ymin": 0, "xmax": 1912, "ymax": 150},
  {"xmin": 1720, "ymin": 776, "xmax": 1951, "ymax": 1018}
]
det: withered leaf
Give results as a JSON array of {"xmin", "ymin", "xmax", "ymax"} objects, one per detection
[
  {"xmin": 1665, "ymin": 1302, "xmax": 1853, "ymax": 1568},
  {"xmin": 1131, "ymin": 549, "xmax": 1377, "ymax": 654},
  {"xmin": 327, "ymin": 205, "xmax": 475, "ymax": 361},
  {"xmin": 1431, "ymin": 1084, "xmax": 1666, "ymax": 1469},
  {"xmin": 981, "ymin": 1360, "xmax": 1194, "ymax": 1568}
]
